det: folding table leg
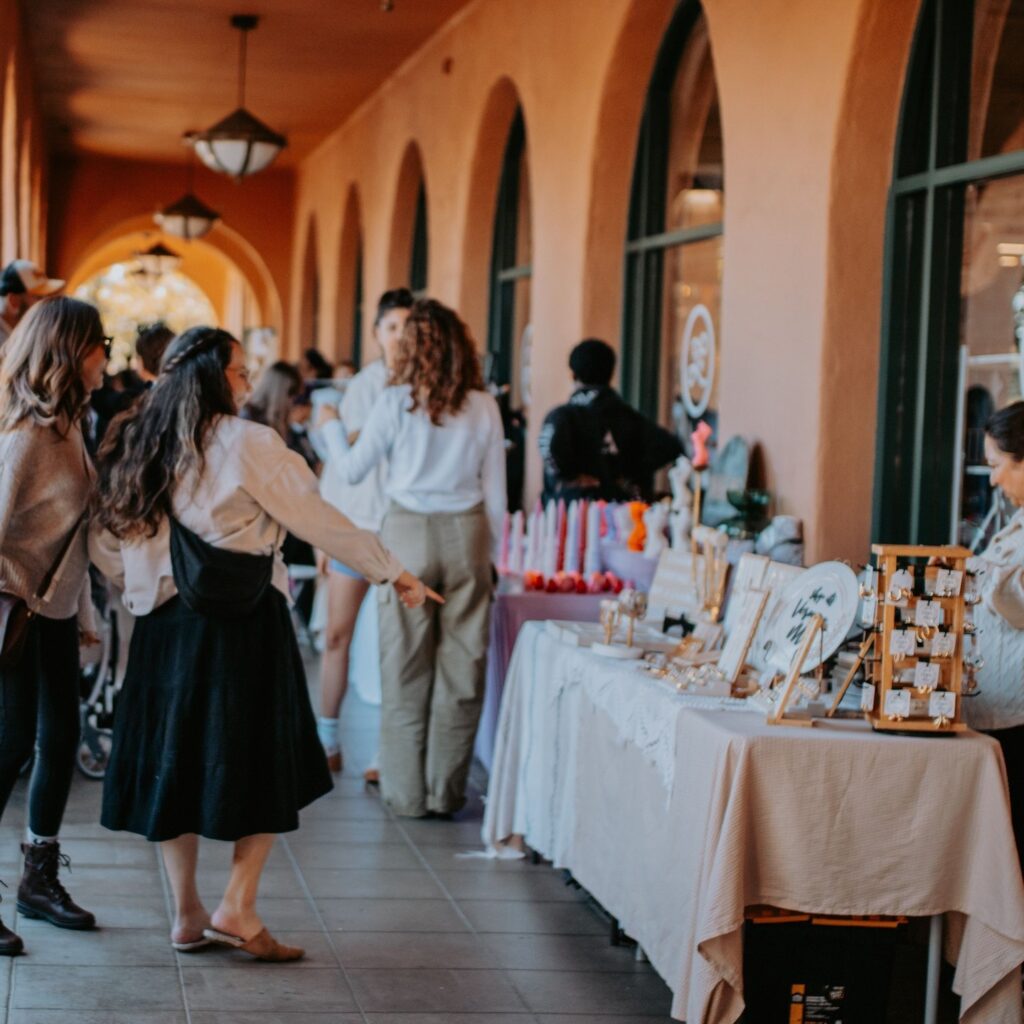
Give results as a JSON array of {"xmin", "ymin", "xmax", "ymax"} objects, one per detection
[{"xmin": 924, "ymin": 914, "xmax": 942, "ymax": 1024}]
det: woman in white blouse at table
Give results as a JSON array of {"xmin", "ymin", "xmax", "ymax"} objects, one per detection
[
  {"xmin": 90, "ymin": 326, "xmax": 437, "ymax": 961},
  {"xmin": 967, "ymin": 400, "xmax": 1024, "ymax": 874},
  {"xmin": 321, "ymin": 298, "xmax": 506, "ymax": 818}
]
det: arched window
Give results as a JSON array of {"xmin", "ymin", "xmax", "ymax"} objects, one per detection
[
  {"xmin": 410, "ymin": 181, "xmax": 428, "ymax": 298},
  {"xmin": 487, "ymin": 108, "xmax": 532, "ymax": 401},
  {"xmin": 622, "ymin": 2, "xmax": 723, "ymax": 442},
  {"xmin": 337, "ymin": 187, "xmax": 363, "ymax": 366},
  {"xmin": 875, "ymin": 0, "xmax": 1024, "ymax": 546}
]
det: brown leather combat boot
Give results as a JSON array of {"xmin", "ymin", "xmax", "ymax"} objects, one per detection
[{"xmin": 17, "ymin": 842, "xmax": 95, "ymax": 931}]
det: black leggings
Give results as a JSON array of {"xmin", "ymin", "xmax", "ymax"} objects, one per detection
[{"xmin": 0, "ymin": 615, "xmax": 80, "ymax": 837}]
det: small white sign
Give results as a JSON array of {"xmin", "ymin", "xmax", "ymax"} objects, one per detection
[
  {"xmin": 860, "ymin": 682, "xmax": 876, "ymax": 712},
  {"xmin": 914, "ymin": 600, "xmax": 942, "ymax": 627},
  {"xmin": 891, "ymin": 629, "xmax": 917, "ymax": 657},
  {"xmin": 934, "ymin": 569, "xmax": 963, "ymax": 596},
  {"xmin": 929, "ymin": 691, "xmax": 957, "ymax": 718},
  {"xmin": 930, "ymin": 632, "xmax": 957, "ymax": 658},
  {"xmin": 886, "ymin": 569, "xmax": 914, "ymax": 606},
  {"xmin": 913, "ymin": 661, "xmax": 941, "ymax": 691},
  {"xmin": 859, "ymin": 593, "xmax": 878, "ymax": 628},
  {"xmin": 884, "ymin": 689, "xmax": 912, "ymax": 718}
]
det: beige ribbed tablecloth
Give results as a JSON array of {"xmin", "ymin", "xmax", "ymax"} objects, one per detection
[{"xmin": 482, "ymin": 623, "xmax": 1024, "ymax": 1023}]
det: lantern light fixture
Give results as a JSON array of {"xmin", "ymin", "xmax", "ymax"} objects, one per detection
[
  {"xmin": 186, "ymin": 14, "xmax": 287, "ymax": 180},
  {"xmin": 135, "ymin": 241, "xmax": 182, "ymax": 277}
]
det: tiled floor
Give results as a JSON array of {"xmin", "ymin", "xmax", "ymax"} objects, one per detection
[{"xmin": 0, "ymin": 664, "xmax": 676, "ymax": 1024}]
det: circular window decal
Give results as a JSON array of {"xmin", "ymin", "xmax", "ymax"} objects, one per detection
[{"xmin": 679, "ymin": 304, "xmax": 716, "ymax": 419}]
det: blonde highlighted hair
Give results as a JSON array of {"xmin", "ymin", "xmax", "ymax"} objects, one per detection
[{"xmin": 0, "ymin": 296, "xmax": 104, "ymax": 436}]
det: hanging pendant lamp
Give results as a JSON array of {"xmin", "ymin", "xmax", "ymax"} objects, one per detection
[
  {"xmin": 186, "ymin": 14, "xmax": 286, "ymax": 180},
  {"xmin": 155, "ymin": 151, "xmax": 222, "ymax": 240},
  {"xmin": 136, "ymin": 241, "xmax": 182, "ymax": 277}
]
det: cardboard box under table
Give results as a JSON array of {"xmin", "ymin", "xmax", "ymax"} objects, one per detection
[{"xmin": 483, "ymin": 623, "xmax": 1024, "ymax": 1024}]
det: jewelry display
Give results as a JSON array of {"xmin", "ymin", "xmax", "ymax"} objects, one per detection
[
  {"xmin": 599, "ymin": 599, "xmax": 619, "ymax": 646},
  {"xmin": 864, "ymin": 544, "xmax": 972, "ymax": 734},
  {"xmin": 618, "ymin": 589, "xmax": 649, "ymax": 647}
]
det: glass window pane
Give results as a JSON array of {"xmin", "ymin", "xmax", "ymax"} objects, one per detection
[
  {"xmin": 957, "ymin": 174, "xmax": 1024, "ymax": 545},
  {"xmin": 665, "ymin": 14, "xmax": 723, "ymax": 231},
  {"xmin": 661, "ymin": 234, "xmax": 723, "ymax": 440},
  {"xmin": 969, "ymin": 0, "xmax": 1024, "ymax": 161},
  {"xmin": 897, "ymin": 0, "xmax": 937, "ymax": 176}
]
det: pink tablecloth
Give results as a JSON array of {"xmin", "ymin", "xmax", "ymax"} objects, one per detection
[{"xmin": 474, "ymin": 591, "xmax": 604, "ymax": 772}]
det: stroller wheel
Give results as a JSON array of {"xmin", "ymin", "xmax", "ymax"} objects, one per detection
[{"xmin": 76, "ymin": 729, "xmax": 112, "ymax": 780}]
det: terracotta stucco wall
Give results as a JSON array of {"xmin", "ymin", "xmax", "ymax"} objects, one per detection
[
  {"xmin": 288, "ymin": 0, "xmax": 923, "ymax": 561},
  {"xmin": 48, "ymin": 153, "xmax": 295, "ymax": 337},
  {"xmin": 0, "ymin": 0, "xmax": 47, "ymax": 267}
]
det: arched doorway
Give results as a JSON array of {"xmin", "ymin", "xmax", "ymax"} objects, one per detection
[
  {"xmin": 621, "ymin": 0, "xmax": 724, "ymax": 446},
  {"xmin": 74, "ymin": 260, "xmax": 218, "ymax": 372},
  {"xmin": 388, "ymin": 142, "xmax": 429, "ymax": 296},
  {"xmin": 875, "ymin": 0, "xmax": 1024, "ymax": 547},
  {"xmin": 336, "ymin": 185, "xmax": 364, "ymax": 366}
]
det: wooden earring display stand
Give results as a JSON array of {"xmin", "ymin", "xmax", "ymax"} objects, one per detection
[{"xmin": 864, "ymin": 544, "xmax": 972, "ymax": 735}]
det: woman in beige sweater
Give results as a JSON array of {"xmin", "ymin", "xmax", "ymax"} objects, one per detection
[{"xmin": 0, "ymin": 297, "xmax": 109, "ymax": 955}]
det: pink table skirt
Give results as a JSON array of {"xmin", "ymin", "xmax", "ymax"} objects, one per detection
[{"xmin": 474, "ymin": 591, "xmax": 604, "ymax": 772}]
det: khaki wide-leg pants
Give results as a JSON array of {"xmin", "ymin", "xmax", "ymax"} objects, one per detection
[{"xmin": 377, "ymin": 502, "xmax": 493, "ymax": 817}]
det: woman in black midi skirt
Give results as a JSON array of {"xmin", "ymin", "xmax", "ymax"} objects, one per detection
[{"xmin": 91, "ymin": 328, "xmax": 439, "ymax": 961}]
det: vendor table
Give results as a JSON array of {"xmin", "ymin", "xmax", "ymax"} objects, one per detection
[
  {"xmin": 483, "ymin": 623, "xmax": 1024, "ymax": 1024},
  {"xmin": 475, "ymin": 591, "xmax": 604, "ymax": 772}
]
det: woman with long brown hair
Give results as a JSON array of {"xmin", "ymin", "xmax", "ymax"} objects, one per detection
[
  {"xmin": 324, "ymin": 298, "xmax": 506, "ymax": 817},
  {"xmin": 0, "ymin": 297, "xmax": 109, "ymax": 955},
  {"xmin": 91, "ymin": 326, "xmax": 439, "ymax": 961}
]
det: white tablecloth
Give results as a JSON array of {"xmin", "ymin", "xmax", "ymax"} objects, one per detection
[{"xmin": 483, "ymin": 623, "xmax": 1024, "ymax": 1024}]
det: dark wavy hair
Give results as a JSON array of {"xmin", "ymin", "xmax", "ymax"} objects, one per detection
[
  {"xmin": 95, "ymin": 326, "xmax": 239, "ymax": 539},
  {"xmin": 390, "ymin": 299, "xmax": 483, "ymax": 425},
  {"xmin": 0, "ymin": 296, "xmax": 104, "ymax": 436},
  {"xmin": 986, "ymin": 401, "xmax": 1024, "ymax": 462}
]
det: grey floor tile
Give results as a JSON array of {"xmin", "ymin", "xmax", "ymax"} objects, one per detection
[
  {"xmin": 347, "ymin": 967, "xmax": 527, "ymax": 1013},
  {"xmin": 49, "ymin": 894, "xmax": 169, "ymax": 929},
  {"xmin": 50, "ymin": 865, "xmax": 164, "ymax": 897},
  {"xmin": 12, "ymin": 925, "xmax": 174, "ymax": 966},
  {"xmin": 197, "ymin": 867, "xmax": 306, "ymax": 900},
  {"xmin": 433, "ymin": 869, "xmax": 580, "ymax": 902},
  {"xmin": 459, "ymin": 900, "xmax": 606, "ymax": 935},
  {"xmin": 58, "ymin": 837, "xmax": 159, "ymax": 867},
  {"xmin": 397, "ymin": 821, "xmax": 490, "ymax": 848},
  {"xmin": 318, "ymin": 897, "xmax": 470, "ymax": 933},
  {"xmin": 302, "ymin": 867, "xmax": 443, "ymax": 899},
  {"xmin": 178, "ymin": 931, "xmax": 336, "ymax": 968},
  {"xmin": 507, "ymin": 970, "xmax": 674, "ymax": 1016},
  {"xmin": 247, "ymin": 897, "xmax": 323, "ymax": 931},
  {"xmin": 191, "ymin": 1015, "xmax": 362, "ymax": 1024},
  {"xmin": 9, "ymin": 1013, "xmax": 187, "ymax": 1024},
  {"xmin": 290, "ymin": 840, "xmax": 422, "ymax": 872},
  {"xmin": 483, "ymin": 934, "xmax": 656, "ymax": 973},
  {"xmin": 301, "ymin": 796, "xmax": 390, "ymax": 821},
  {"xmin": 415, "ymin": 846, "xmax": 534, "ymax": 873},
  {"xmin": 364, "ymin": 1016, "xmax": 538, "ymax": 1024},
  {"xmin": 534, "ymin": 1017, "xmax": 673, "ymax": 1023},
  {"xmin": 297, "ymin": 819, "xmax": 406, "ymax": 844},
  {"xmin": 332, "ymin": 931, "xmax": 500, "ymax": 969},
  {"xmin": 12, "ymin": 964, "xmax": 183, "ymax": 1010},
  {"xmin": 182, "ymin": 964, "xmax": 358, "ymax": 1012}
]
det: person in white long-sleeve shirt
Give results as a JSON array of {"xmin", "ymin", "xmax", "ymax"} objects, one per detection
[
  {"xmin": 322, "ymin": 298, "xmax": 506, "ymax": 818},
  {"xmin": 315, "ymin": 287, "xmax": 413, "ymax": 776},
  {"xmin": 90, "ymin": 326, "xmax": 438, "ymax": 962}
]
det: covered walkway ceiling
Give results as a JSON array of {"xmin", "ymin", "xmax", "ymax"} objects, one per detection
[{"xmin": 22, "ymin": 0, "xmax": 473, "ymax": 164}]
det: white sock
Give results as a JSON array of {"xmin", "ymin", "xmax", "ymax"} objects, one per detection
[
  {"xmin": 26, "ymin": 829, "xmax": 56, "ymax": 845},
  {"xmin": 317, "ymin": 716, "xmax": 339, "ymax": 752}
]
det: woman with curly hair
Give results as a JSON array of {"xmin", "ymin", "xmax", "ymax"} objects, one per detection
[
  {"xmin": 90, "ymin": 326, "xmax": 438, "ymax": 961},
  {"xmin": 323, "ymin": 298, "xmax": 506, "ymax": 817},
  {"xmin": 0, "ymin": 297, "xmax": 109, "ymax": 954}
]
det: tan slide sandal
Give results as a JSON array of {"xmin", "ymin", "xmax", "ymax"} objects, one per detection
[{"xmin": 203, "ymin": 926, "xmax": 305, "ymax": 962}]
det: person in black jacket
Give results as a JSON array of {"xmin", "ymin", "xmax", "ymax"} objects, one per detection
[{"xmin": 539, "ymin": 338, "xmax": 683, "ymax": 502}]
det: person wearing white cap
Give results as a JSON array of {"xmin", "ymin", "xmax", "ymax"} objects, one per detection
[{"xmin": 0, "ymin": 260, "xmax": 65, "ymax": 347}]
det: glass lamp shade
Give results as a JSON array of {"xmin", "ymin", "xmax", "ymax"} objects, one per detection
[
  {"xmin": 154, "ymin": 192, "xmax": 221, "ymax": 241},
  {"xmin": 136, "ymin": 242, "xmax": 182, "ymax": 277},
  {"xmin": 189, "ymin": 108, "xmax": 286, "ymax": 179}
]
